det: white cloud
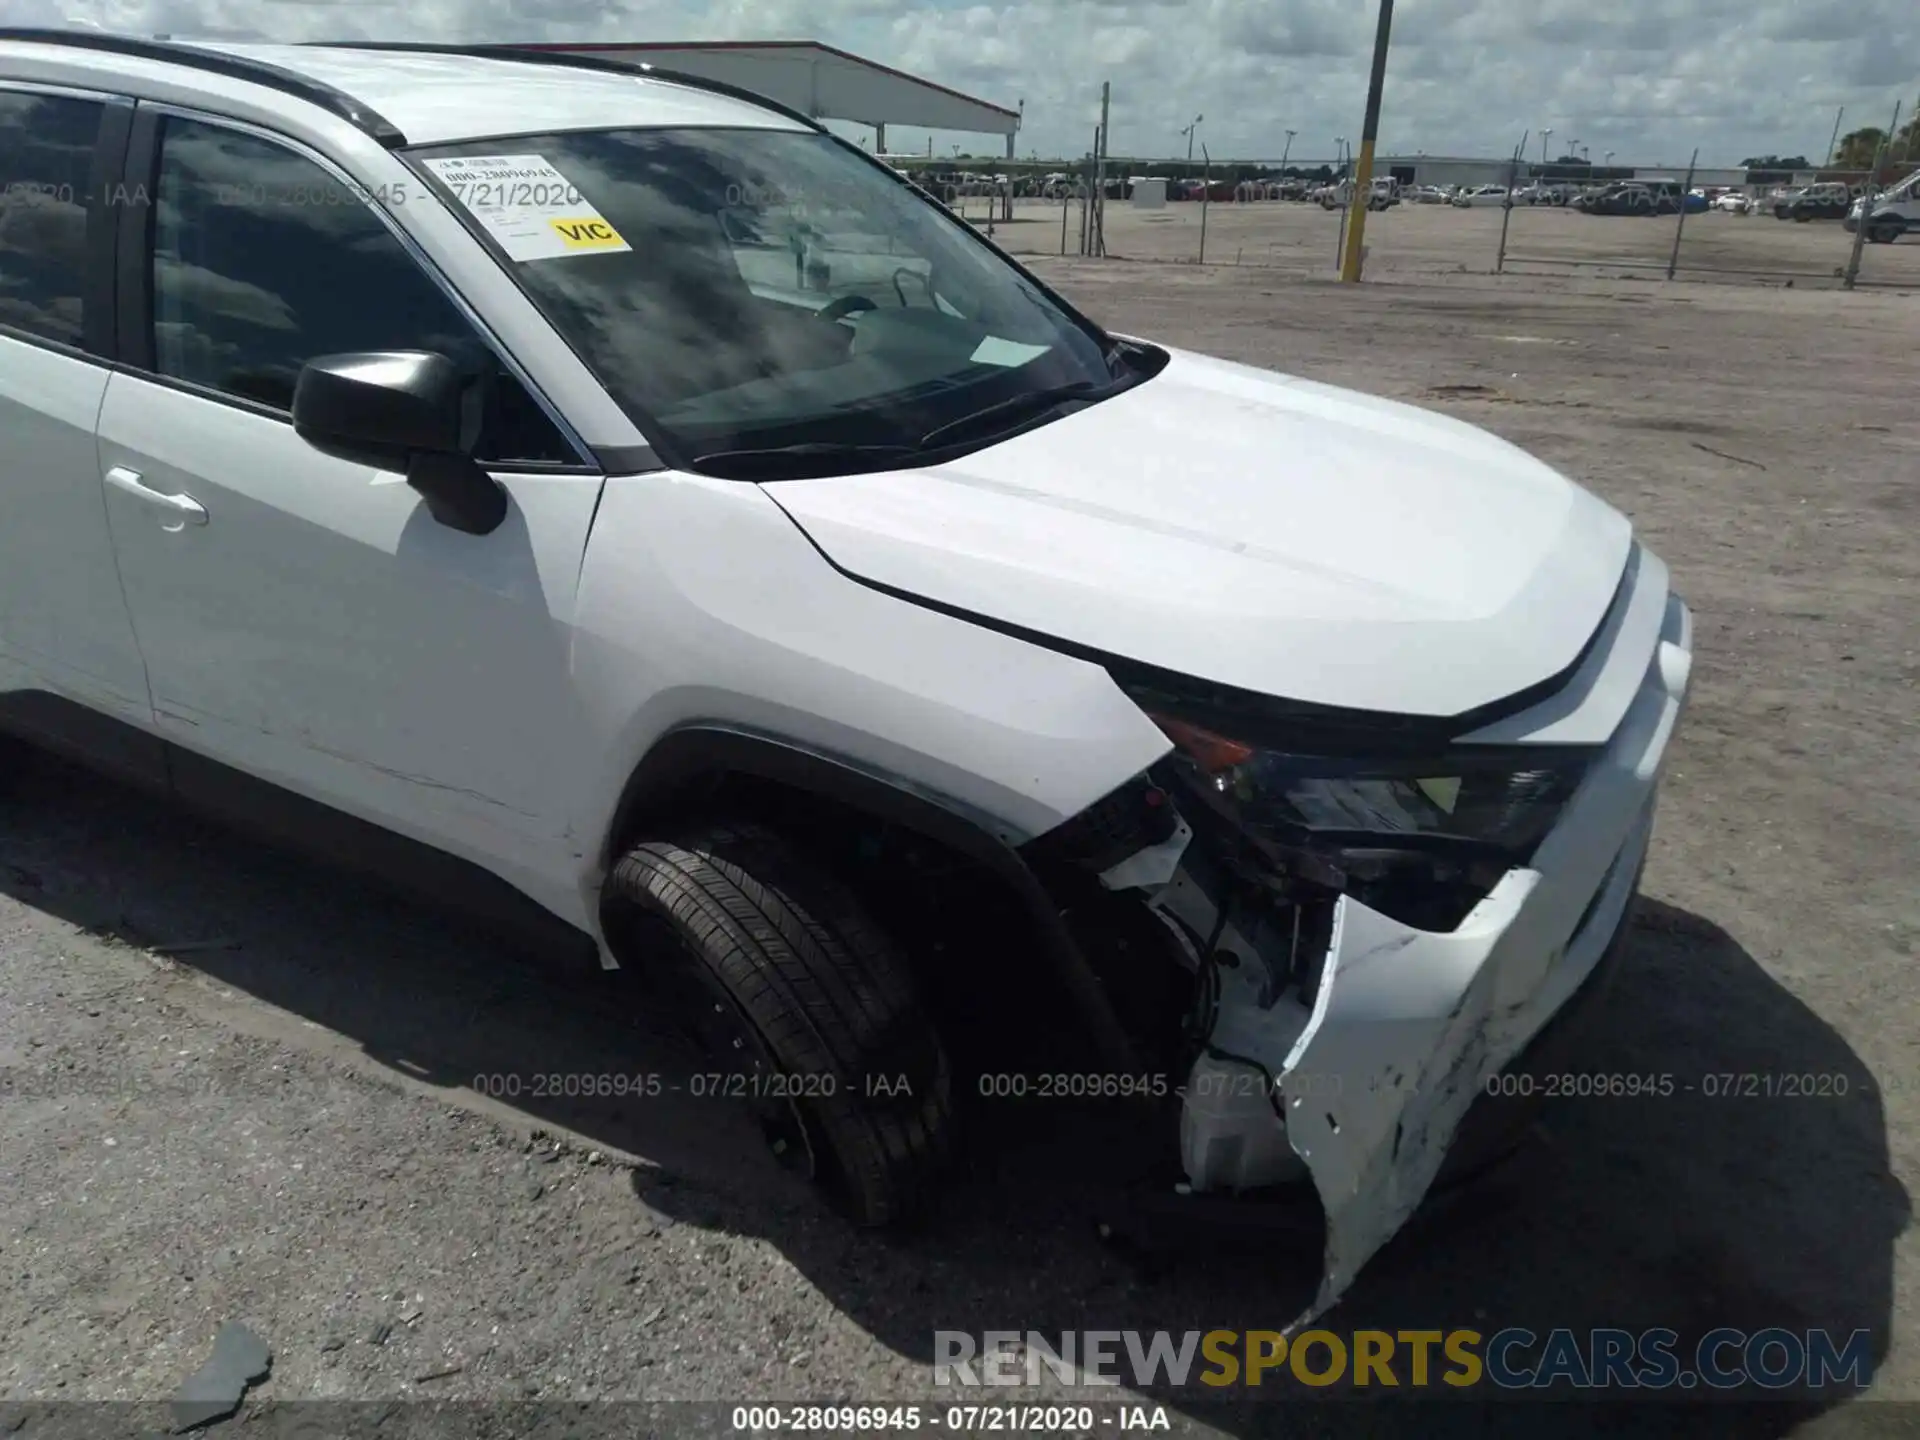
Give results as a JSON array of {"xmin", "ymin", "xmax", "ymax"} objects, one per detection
[{"xmin": 22, "ymin": 0, "xmax": 1920, "ymax": 164}]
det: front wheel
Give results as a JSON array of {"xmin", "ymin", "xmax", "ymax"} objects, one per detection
[
  {"xmin": 0, "ymin": 733, "xmax": 27, "ymax": 796},
  {"xmin": 607, "ymin": 823, "xmax": 954, "ymax": 1226},
  {"xmin": 1869, "ymin": 221, "xmax": 1903, "ymax": 244}
]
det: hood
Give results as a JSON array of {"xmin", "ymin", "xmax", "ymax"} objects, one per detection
[{"xmin": 764, "ymin": 346, "xmax": 1632, "ymax": 719}]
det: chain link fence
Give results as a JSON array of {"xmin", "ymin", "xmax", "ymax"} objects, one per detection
[
  {"xmin": 961, "ymin": 149, "xmax": 1920, "ymax": 290},
  {"xmin": 1491, "ymin": 159, "xmax": 1920, "ymax": 289}
]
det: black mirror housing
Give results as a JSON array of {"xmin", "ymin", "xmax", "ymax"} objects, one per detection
[
  {"xmin": 291, "ymin": 350, "xmax": 507, "ymax": 537},
  {"xmin": 293, "ymin": 350, "xmax": 467, "ymax": 462}
]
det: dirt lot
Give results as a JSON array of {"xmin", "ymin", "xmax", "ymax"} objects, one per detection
[
  {"xmin": 3, "ymin": 253, "xmax": 1917, "ymax": 1437},
  {"xmin": 978, "ymin": 194, "xmax": 1920, "ymax": 289}
]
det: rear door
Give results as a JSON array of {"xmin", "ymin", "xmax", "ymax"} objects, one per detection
[
  {"xmin": 93, "ymin": 105, "xmax": 605, "ymax": 901},
  {"xmin": 0, "ymin": 82, "xmax": 157, "ymax": 757}
]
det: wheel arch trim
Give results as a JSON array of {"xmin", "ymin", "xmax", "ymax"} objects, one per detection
[
  {"xmin": 595, "ymin": 722, "xmax": 1143, "ymax": 1069},
  {"xmin": 597, "ymin": 721, "xmax": 1027, "ymax": 879}
]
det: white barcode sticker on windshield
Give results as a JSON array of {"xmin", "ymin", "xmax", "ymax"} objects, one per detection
[
  {"xmin": 970, "ymin": 336, "xmax": 1050, "ymax": 368},
  {"xmin": 420, "ymin": 154, "xmax": 631, "ymax": 261}
]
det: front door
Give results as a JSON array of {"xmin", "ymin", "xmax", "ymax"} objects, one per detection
[{"xmin": 94, "ymin": 109, "xmax": 604, "ymax": 906}]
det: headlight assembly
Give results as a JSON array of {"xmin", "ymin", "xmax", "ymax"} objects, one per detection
[{"xmin": 1146, "ymin": 712, "xmax": 1592, "ymax": 866}]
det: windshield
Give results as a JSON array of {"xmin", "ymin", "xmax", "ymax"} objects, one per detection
[{"xmin": 407, "ymin": 127, "xmax": 1137, "ymax": 474}]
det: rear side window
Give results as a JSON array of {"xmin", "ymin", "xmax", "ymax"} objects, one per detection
[
  {"xmin": 0, "ymin": 90, "xmax": 104, "ymax": 349},
  {"xmin": 148, "ymin": 116, "xmax": 577, "ymax": 467}
]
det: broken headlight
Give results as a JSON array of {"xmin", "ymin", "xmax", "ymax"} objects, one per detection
[{"xmin": 1145, "ymin": 712, "xmax": 1592, "ymax": 881}]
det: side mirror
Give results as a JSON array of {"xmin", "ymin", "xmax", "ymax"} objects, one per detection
[{"xmin": 292, "ymin": 351, "xmax": 508, "ymax": 536}]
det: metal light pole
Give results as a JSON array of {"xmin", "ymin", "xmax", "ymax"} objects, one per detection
[
  {"xmin": 1825, "ymin": 106, "xmax": 1845, "ymax": 167},
  {"xmin": 1496, "ymin": 131, "xmax": 1526, "ymax": 273},
  {"xmin": 1281, "ymin": 129, "xmax": 1296, "ymax": 169},
  {"xmin": 1540, "ymin": 128, "xmax": 1552, "ymax": 164},
  {"xmin": 1845, "ymin": 100, "xmax": 1901, "ymax": 289},
  {"xmin": 1199, "ymin": 142, "xmax": 1212, "ymax": 263},
  {"xmin": 1338, "ymin": 0, "xmax": 1395, "ymax": 283},
  {"xmin": 1333, "ymin": 137, "xmax": 1348, "ymax": 266},
  {"xmin": 1094, "ymin": 82, "xmax": 1111, "ymax": 256},
  {"xmin": 1182, "ymin": 114, "xmax": 1203, "ymax": 165},
  {"xmin": 1666, "ymin": 146, "xmax": 1698, "ymax": 280},
  {"xmin": 1604, "ymin": 149, "xmax": 1614, "ymax": 167}
]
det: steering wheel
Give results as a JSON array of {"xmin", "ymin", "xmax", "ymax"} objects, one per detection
[{"xmin": 815, "ymin": 294, "xmax": 878, "ymax": 323}]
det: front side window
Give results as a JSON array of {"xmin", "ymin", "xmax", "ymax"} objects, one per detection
[
  {"xmin": 408, "ymin": 127, "xmax": 1145, "ymax": 474},
  {"xmin": 0, "ymin": 90, "xmax": 104, "ymax": 349},
  {"xmin": 149, "ymin": 117, "xmax": 576, "ymax": 466}
]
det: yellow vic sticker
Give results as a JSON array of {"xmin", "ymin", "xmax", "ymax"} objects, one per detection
[{"xmin": 549, "ymin": 216, "xmax": 626, "ymax": 249}]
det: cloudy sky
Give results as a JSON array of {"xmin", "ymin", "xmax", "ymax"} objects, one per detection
[{"xmin": 17, "ymin": 0, "xmax": 1920, "ymax": 166}]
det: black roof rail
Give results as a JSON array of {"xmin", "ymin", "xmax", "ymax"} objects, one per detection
[
  {"xmin": 0, "ymin": 26, "xmax": 408, "ymax": 145},
  {"xmin": 302, "ymin": 41, "xmax": 828, "ymax": 136}
]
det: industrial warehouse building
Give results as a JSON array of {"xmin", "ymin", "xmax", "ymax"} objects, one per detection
[
  {"xmin": 1375, "ymin": 155, "xmax": 1752, "ymax": 190},
  {"xmin": 504, "ymin": 40, "xmax": 1023, "ymax": 159}
]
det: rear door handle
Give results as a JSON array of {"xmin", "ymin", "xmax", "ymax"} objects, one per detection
[{"xmin": 105, "ymin": 465, "xmax": 208, "ymax": 526}]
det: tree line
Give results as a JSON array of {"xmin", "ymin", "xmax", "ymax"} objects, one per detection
[{"xmin": 1745, "ymin": 111, "xmax": 1920, "ymax": 172}]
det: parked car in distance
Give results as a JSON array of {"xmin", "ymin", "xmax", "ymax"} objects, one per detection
[
  {"xmin": 1451, "ymin": 184, "xmax": 1513, "ymax": 208},
  {"xmin": 1774, "ymin": 182, "xmax": 1852, "ymax": 221},
  {"xmin": 1315, "ymin": 176, "xmax": 1398, "ymax": 210},
  {"xmin": 1712, "ymin": 190, "xmax": 1753, "ymax": 214},
  {"xmin": 1574, "ymin": 182, "xmax": 1681, "ymax": 216}
]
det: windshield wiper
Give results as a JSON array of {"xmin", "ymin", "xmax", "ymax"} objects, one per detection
[
  {"xmin": 688, "ymin": 442, "xmax": 921, "ymax": 479},
  {"xmin": 917, "ymin": 379, "xmax": 1119, "ymax": 451}
]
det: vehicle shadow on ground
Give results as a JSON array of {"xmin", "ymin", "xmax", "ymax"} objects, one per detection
[{"xmin": 0, "ymin": 753, "xmax": 1906, "ymax": 1438}]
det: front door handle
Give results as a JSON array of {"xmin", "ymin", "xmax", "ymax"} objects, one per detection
[{"xmin": 105, "ymin": 465, "xmax": 208, "ymax": 527}]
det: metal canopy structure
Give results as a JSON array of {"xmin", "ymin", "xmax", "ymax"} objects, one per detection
[{"xmin": 512, "ymin": 40, "xmax": 1022, "ymax": 155}]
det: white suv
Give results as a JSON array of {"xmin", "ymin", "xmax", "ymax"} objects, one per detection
[{"xmin": 0, "ymin": 32, "xmax": 1691, "ymax": 1306}]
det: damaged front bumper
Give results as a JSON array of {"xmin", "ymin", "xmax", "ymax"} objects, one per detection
[{"xmin": 1113, "ymin": 559, "xmax": 1694, "ymax": 1319}]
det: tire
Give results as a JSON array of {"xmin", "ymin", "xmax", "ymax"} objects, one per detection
[
  {"xmin": 0, "ymin": 733, "xmax": 26, "ymax": 794},
  {"xmin": 1870, "ymin": 221, "xmax": 1902, "ymax": 244},
  {"xmin": 607, "ymin": 822, "xmax": 954, "ymax": 1227}
]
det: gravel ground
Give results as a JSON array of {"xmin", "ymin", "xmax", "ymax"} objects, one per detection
[{"xmin": 2, "ymin": 249, "xmax": 1916, "ymax": 1438}]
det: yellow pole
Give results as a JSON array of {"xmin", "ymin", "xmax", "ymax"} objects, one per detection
[
  {"xmin": 1340, "ymin": 137, "xmax": 1379, "ymax": 282},
  {"xmin": 1340, "ymin": 0, "xmax": 1396, "ymax": 283}
]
